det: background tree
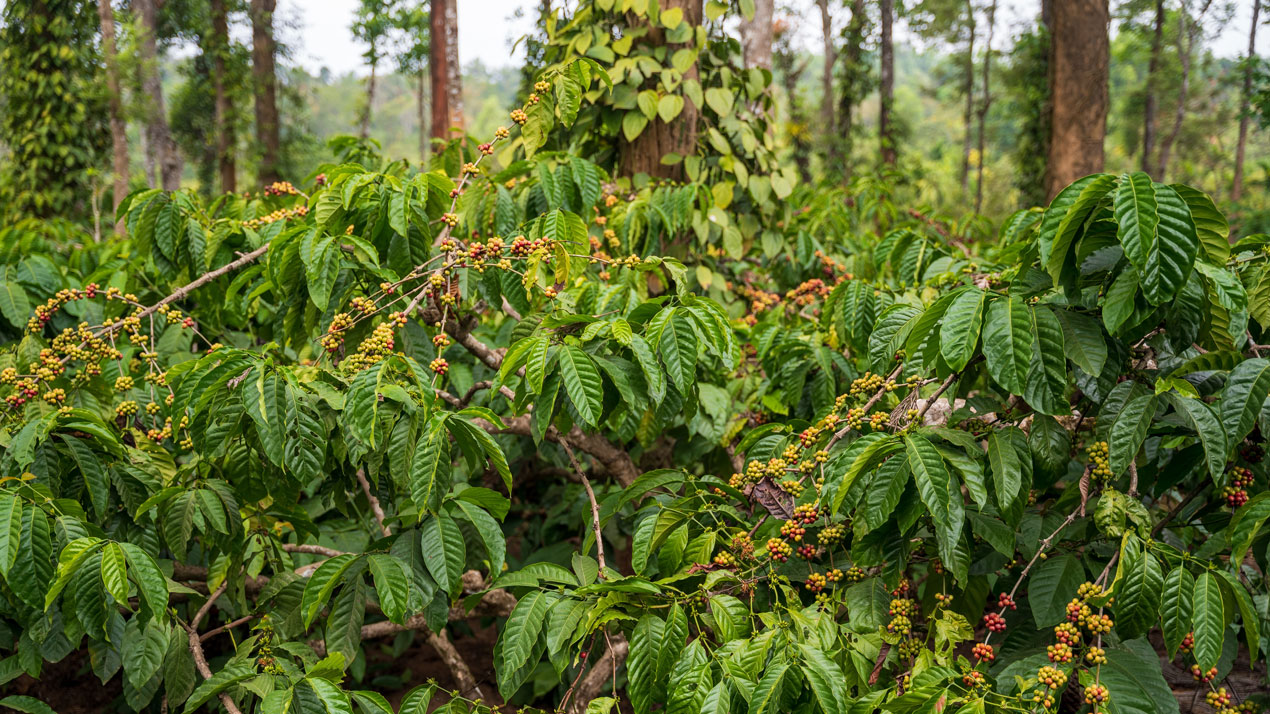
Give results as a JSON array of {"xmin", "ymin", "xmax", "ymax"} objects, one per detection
[
  {"xmin": 134, "ymin": 0, "xmax": 183, "ymax": 190},
  {"xmin": 1232, "ymin": 0, "xmax": 1261, "ymax": 201},
  {"xmin": 0, "ymin": 0, "xmax": 108, "ymax": 221},
  {"xmin": 1044, "ymin": 0, "xmax": 1108, "ymax": 198},
  {"xmin": 740, "ymin": 0, "xmax": 774, "ymax": 70},
  {"xmin": 353, "ymin": 0, "xmax": 395, "ymax": 139},
  {"xmin": 879, "ymin": 0, "xmax": 897, "ymax": 165},
  {"xmin": 974, "ymin": 0, "xmax": 996, "ymax": 213},
  {"xmin": 97, "ymin": 0, "xmax": 129, "ymax": 215},
  {"xmin": 836, "ymin": 0, "xmax": 870, "ymax": 182},
  {"xmin": 250, "ymin": 0, "xmax": 280, "ymax": 184},
  {"xmin": 1142, "ymin": 0, "xmax": 1165, "ymax": 173},
  {"xmin": 816, "ymin": 0, "xmax": 837, "ymax": 172},
  {"xmin": 391, "ymin": 5, "xmax": 430, "ymax": 162},
  {"xmin": 210, "ymin": 0, "xmax": 236, "ymax": 192}
]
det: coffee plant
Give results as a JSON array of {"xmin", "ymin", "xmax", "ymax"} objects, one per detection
[{"xmin": 0, "ymin": 40, "xmax": 1269, "ymax": 714}]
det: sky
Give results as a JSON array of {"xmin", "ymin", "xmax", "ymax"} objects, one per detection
[{"xmin": 271, "ymin": 0, "xmax": 1263, "ymax": 79}]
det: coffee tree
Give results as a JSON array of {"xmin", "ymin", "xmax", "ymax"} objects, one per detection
[{"xmin": 0, "ymin": 26, "xmax": 1268, "ymax": 714}]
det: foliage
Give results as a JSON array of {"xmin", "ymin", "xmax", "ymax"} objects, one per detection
[{"xmin": 0, "ymin": 8, "xmax": 1269, "ymax": 714}]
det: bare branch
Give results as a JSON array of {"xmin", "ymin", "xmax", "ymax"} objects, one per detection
[
  {"xmin": 561, "ymin": 438, "xmax": 608, "ymax": 576},
  {"xmin": 356, "ymin": 468, "xmax": 392, "ymax": 538}
]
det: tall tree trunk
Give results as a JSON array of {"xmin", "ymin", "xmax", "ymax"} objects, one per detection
[
  {"xmin": 1142, "ymin": 0, "xmax": 1164, "ymax": 173},
  {"xmin": 960, "ymin": 1, "xmax": 976, "ymax": 194},
  {"xmin": 619, "ymin": 0, "xmax": 703, "ymax": 178},
  {"xmin": 1043, "ymin": 0, "xmax": 1108, "ymax": 200},
  {"xmin": 1156, "ymin": 3, "xmax": 1195, "ymax": 180},
  {"xmin": 974, "ymin": 0, "xmax": 996, "ymax": 213},
  {"xmin": 250, "ymin": 0, "xmax": 280, "ymax": 184},
  {"xmin": 429, "ymin": 0, "xmax": 450, "ymax": 141},
  {"xmin": 97, "ymin": 0, "xmax": 128, "ymax": 215},
  {"xmin": 839, "ymin": 0, "xmax": 866, "ymax": 183},
  {"xmin": 211, "ymin": 0, "xmax": 236, "ymax": 193},
  {"xmin": 879, "ymin": 0, "xmax": 896, "ymax": 165},
  {"xmin": 1233, "ymin": 0, "xmax": 1261, "ymax": 201},
  {"xmin": 418, "ymin": 68, "xmax": 428, "ymax": 162},
  {"xmin": 360, "ymin": 58, "xmax": 377, "ymax": 139},
  {"xmin": 135, "ymin": 0, "xmax": 182, "ymax": 190},
  {"xmin": 444, "ymin": 0, "xmax": 463, "ymax": 133},
  {"xmin": 740, "ymin": 0, "xmax": 774, "ymax": 70},
  {"xmin": 816, "ymin": 0, "xmax": 838, "ymax": 171}
]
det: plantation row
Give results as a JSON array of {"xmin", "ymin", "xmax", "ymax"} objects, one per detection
[{"xmin": 0, "ymin": 50, "xmax": 1267, "ymax": 714}]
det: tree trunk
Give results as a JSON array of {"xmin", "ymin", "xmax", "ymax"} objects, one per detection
[
  {"xmin": 444, "ymin": 0, "xmax": 463, "ymax": 133},
  {"xmin": 1233, "ymin": 0, "xmax": 1261, "ymax": 201},
  {"xmin": 816, "ymin": 0, "xmax": 838, "ymax": 170},
  {"xmin": 1142, "ymin": 0, "xmax": 1163, "ymax": 173},
  {"xmin": 250, "ymin": 0, "xmax": 280, "ymax": 184},
  {"xmin": 360, "ymin": 59, "xmax": 377, "ymax": 139},
  {"xmin": 1043, "ymin": 0, "xmax": 1108, "ymax": 200},
  {"xmin": 879, "ymin": 0, "xmax": 896, "ymax": 165},
  {"xmin": 619, "ymin": 0, "xmax": 703, "ymax": 178},
  {"xmin": 135, "ymin": 0, "xmax": 182, "ymax": 190},
  {"xmin": 97, "ymin": 0, "xmax": 128, "ymax": 215},
  {"xmin": 839, "ymin": 0, "xmax": 866, "ymax": 183},
  {"xmin": 211, "ymin": 0, "xmax": 236, "ymax": 193},
  {"xmin": 430, "ymin": 0, "xmax": 450, "ymax": 140},
  {"xmin": 974, "ymin": 0, "xmax": 996, "ymax": 214},
  {"xmin": 1156, "ymin": 4, "xmax": 1195, "ymax": 180},
  {"xmin": 740, "ymin": 0, "xmax": 774, "ymax": 70},
  {"xmin": 418, "ymin": 68, "xmax": 428, "ymax": 162},
  {"xmin": 960, "ymin": 0, "xmax": 975, "ymax": 194}
]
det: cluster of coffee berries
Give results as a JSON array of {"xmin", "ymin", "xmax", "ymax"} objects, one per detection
[
  {"xmin": 765, "ymin": 538, "xmax": 792, "ymax": 562},
  {"xmin": 1180, "ymin": 632, "xmax": 1194, "ymax": 653},
  {"xmin": 796, "ymin": 543, "xmax": 817, "ymax": 560},
  {"xmin": 818, "ymin": 523, "xmax": 845, "ymax": 546},
  {"xmin": 1223, "ymin": 466, "xmax": 1254, "ymax": 508},
  {"xmin": 996, "ymin": 592, "xmax": 1017, "ymax": 610},
  {"xmin": 1191, "ymin": 664, "xmax": 1217, "ymax": 682},
  {"xmin": 1046, "ymin": 642, "xmax": 1074, "ymax": 663},
  {"xmin": 1036, "ymin": 665, "xmax": 1068, "ymax": 690},
  {"xmin": 792, "ymin": 503, "xmax": 819, "ymax": 524},
  {"xmin": 1085, "ymin": 646, "xmax": 1106, "ymax": 664},
  {"xmin": 341, "ymin": 313, "xmax": 406, "ymax": 372},
  {"xmin": 1207, "ymin": 688, "xmax": 1233, "ymax": 709},
  {"xmin": 1087, "ymin": 441, "xmax": 1113, "ymax": 481},
  {"xmin": 845, "ymin": 566, "xmax": 865, "ymax": 582},
  {"xmin": 1054, "ymin": 622, "xmax": 1082, "ymax": 646},
  {"xmin": 321, "ymin": 312, "xmax": 356, "ymax": 353},
  {"xmin": 972, "ymin": 642, "xmax": 994, "ymax": 662},
  {"xmin": 429, "ymin": 358, "xmax": 449, "ymax": 376},
  {"xmin": 441, "ymin": 212, "xmax": 460, "ymax": 228},
  {"xmin": 779, "ymin": 519, "xmax": 807, "ymax": 542},
  {"xmin": 713, "ymin": 550, "xmax": 737, "ymax": 568},
  {"xmin": 1084, "ymin": 683, "xmax": 1109, "ymax": 704},
  {"xmin": 263, "ymin": 181, "xmax": 300, "ymax": 196},
  {"xmin": 982, "ymin": 612, "xmax": 1007, "ymax": 632},
  {"xmin": 962, "ymin": 670, "xmax": 986, "ymax": 688},
  {"xmin": 805, "ymin": 572, "xmax": 828, "ymax": 593},
  {"xmin": 243, "ymin": 204, "xmax": 307, "ymax": 230},
  {"xmin": 533, "ymin": 80, "xmax": 550, "ymax": 93},
  {"xmin": 510, "ymin": 108, "xmax": 527, "ymax": 125}
]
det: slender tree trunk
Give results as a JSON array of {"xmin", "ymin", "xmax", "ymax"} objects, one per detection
[
  {"xmin": 960, "ymin": 1, "xmax": 976, "ymax": 194},
  {"xmin": 250, "ymin": 0, "xmax": 280, "ymax": 184},
  {"xmin": 1233, "ymin": 0, "xmax": 1260, "ymax": 201},
  {"xmin": 816, "ymin": 0, "xmax": 838, "ymax": 170},
  {"xmin": 429, "ymin": 0, "xmax": 450, "ymax": 140},
  {"xmin": 1156, "ymin": 4, "xmax": 1194, "ymax": 180},
  {"xmin": 619, "ymin": 0, "xmax": 703, "ymax": 178},
  {"xmin": 97, "ymin": 0, "xmax": 128, "ymax": 215},
  {"xmin": 879, "ymin": 0, "xmax": 896, "ymax": 165},
  {"xmin": 444, "ymin": 0, "xmax": 463, "ymax": 133},
  {"xmin": 211, "ymin": 0, "xmax": 236, "ymax": 193},
  {"xmin": 360, "ymin": 58, "xmax": 377, "ymax": 139},
  {"xmin": 740, "ymin": 0, "xmax": 774, "ymax": 70},
  {"xmin": 840, "ymin": 0, "xmax": 866, "ymax": 183},
  {"xmin": 975, "ymin": 0, "xmax": 996, "ymax": 213},
  {"xmin": 418, "ymin": 69, "xmax": 428, "ymax": 162},
  {"xmin": 1043, "ymin": 0, "xmax": 1108, "ymax": 200},
  {"xmin": 135, "ymin": 0, "xmax": 182, "ymax": 190},
  {"xmin": 1142, "ymin": 0, "xmax": 1164, "ymax": 173}
]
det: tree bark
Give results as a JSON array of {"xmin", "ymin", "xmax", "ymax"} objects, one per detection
[
  {"xmin": 1142, "ymin": 0, "xmax": 1164, "ymax": 173},
  {"xmin": 418, "ymin": 68, "xmax": 428, "ymax": 162},
  {"xmin": 429, "ymin": 0, "xmax": 450, "ymax": 141},
  {"xmin": 618, "ymin": 0, "xmax": 703, "ymax": 178},
  {"xmin": 360, "ymin": 60, "xmax": 377, "ymax": 139},
  {"xmin": 97, "ymin": 0, "xmax": 128, "ymax": 215},
  {"xmin": 1233, "ymin": 0, "xmax": 1261, "ymax": 201},
  {"xmin": 135, "ymin": 0, "xmax": 182, "ymax": 190},
  {"xmin": 879, "ymin": 0, "xmax": 897, "ymax": 165},
  {"xmin": 974, "ymin": 0, "xmax": 996, "ymax": 213},
  {"xmin": 1043, "ymin": 0, "xmax": 1108, "ymax": 200},
  {"xmin": 211, "ymin": 0, "xmax": 236, "ymax": 193},
  {"xmin": 250, "ymin": 0, "xmax": 280, "ymax": 184},
  {"xmin": 444, "ymin": 0, "xmax": 463, "ymax": 133},
  {"xmin": 740, "ymin": 0, "xmax": 774, "ymax": 70},
  {"xmin": 1156, "ymin": 3, "xmax": 1196, "ymax": 180},
  {"xmin": 960, "ymin": 0, "xmax": 976, "ymax": 194},
  {"xmin": 816, "ymin": 0, "xmax": 838, "ymax": 170}
]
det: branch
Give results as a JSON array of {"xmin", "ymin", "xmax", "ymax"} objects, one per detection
[
  {"xmin": 561, "ymin": 438, "xmax": 608, "ymax": 576},
  {"xmin": 913, "ymin": 370, "xmax": 959, "ymax": 425},
  {"xmin": 183, "ymin": 581, "xmax": 245, "ymax": 714},
  {"xmin": 356, "ymin": 469, "xmax": 392, "ymax": 538},
  {"xmin": 565, "ymin": 635, "xmax": 629, "ymax": 714}
]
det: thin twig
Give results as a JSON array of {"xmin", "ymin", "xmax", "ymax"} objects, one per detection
[
  {"xmin": 561, "ymin": 439, "xmax": 607, "ymax": 576},
  {"xmin": 356, "ymin": 468, "xmax": 391, "ymax": 538},
  {"xmin": 183, "ymin": 581, "xmax": 244, "ymax": 714}
]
